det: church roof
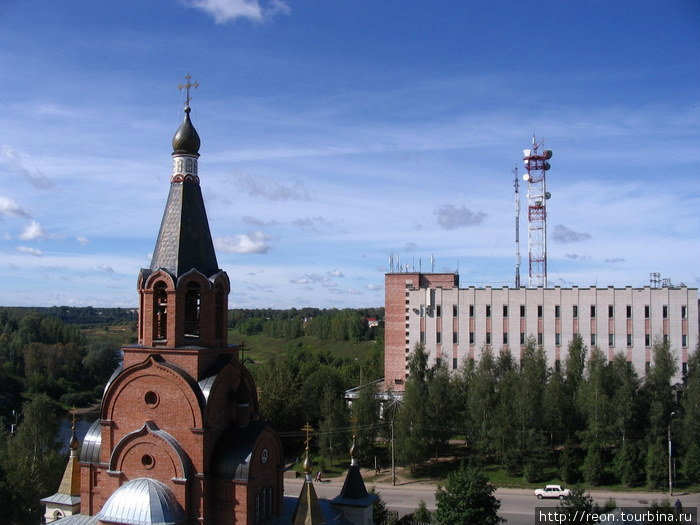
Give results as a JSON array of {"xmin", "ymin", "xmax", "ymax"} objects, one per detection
[
  {"xmin": 172, "ymin": 106, "xmax": 200, "ymax": 155},
  {"xmin": 331, "ymin": 465, "xmax": 377, "ymax": 508},
  {"xmin": 212, "ymin": 421, "xmax": 268, "ymax": 480},
  {"xmin": 148, "ymin": 180, "xmax": 219, "ymax": 278},
  {"xmin": 79, "ymin": 419, "xmax": 102, "ymax": 464},
  {"xmin": 99, "ymin": 478, "xmax": 185, "ymax": 525},
  {"xmin": 292, "ymin": 478, "xmax": 327, "ymax": 525}
]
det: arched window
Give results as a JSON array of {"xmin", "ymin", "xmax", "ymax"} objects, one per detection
[
  {"xmin": 215, "ymin": 284, "xmax": 225, "ymax": 341},
  {"xmin": 184, "ymin": 282, "xmax": 201, "ymax": 340},
  {"xmin": 153, "ymin": 281, "xmax": 168, "ymax": 343}
]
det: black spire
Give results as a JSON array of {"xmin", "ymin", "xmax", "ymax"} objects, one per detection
[{"xmin": 172, "ymin": 106, "xmax": 201, "ymax": 156}]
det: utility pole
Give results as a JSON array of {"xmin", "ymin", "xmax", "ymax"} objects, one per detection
[
  {"xmin": 391, "ymin": 417, "xmax": 396, "ymax": 486},
  {"xmin": 669, "ymin": 411, "xmax": 675, "ymax": 496}
]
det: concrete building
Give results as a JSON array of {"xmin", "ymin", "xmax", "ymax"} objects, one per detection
[{"xmin": 385, "ymin": 272, "xmax": 697, "ymax": 390}]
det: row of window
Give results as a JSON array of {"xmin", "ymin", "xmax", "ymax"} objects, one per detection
[
  {"xmin": 422, "ymin": 303, "xmax": 687, "ymax": 319},
  {"xmin": 415, "ymin": 331, "xmax": 689, "ymax": 348}
]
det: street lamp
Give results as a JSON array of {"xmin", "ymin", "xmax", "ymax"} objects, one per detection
[{"xmin": 669, "ymin": 411, "xmax": 676, "ymax": 496}]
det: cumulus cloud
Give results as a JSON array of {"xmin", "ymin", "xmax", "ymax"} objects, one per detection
[
  {"xmin": 328, "ymin": 269, "xmax": 344, "ymax": 278},
  {"xmin": 435, "ymin": 204, "xmax": 486, "ymax": 230},
  {"xmin": 186, "ymin": 0, "xmax": 289, "ymax": 23},
  {"xmin": 214, "ymin": 231, "xmax": 271, "ymax": 253},
  {"xmin": 233, "ymin": 171, "xmax": 309, "ymax": 201},
  {"xmin": 17, "ymin": 246, "xmax": 43, "ymax": 256},
  {"xmin": 605, "ymin": 257, "xmax": 626, "ymax": 263},
  {"xmin": 0, "ymin": 196, "xmax": 31, "ymax": 219},
  {"xmin": 552, "ymin": 225, "xmax": 592, "ymax": 244},
  {"xmin": 242, "ymin": 216, "xmax": 277, "ymax": 227},
  {"xmin": 19, "ymin": 220, "xmax": 47, "ymax": 241},
  {"xmin": 76, "ymin": 236, "xmax": 90, "ymax": 245},
  {"xmin": 98, "ymin": 264, "xmax": 116, "ymax": 274},
  {"xmin": 365, "ymin": 283, "xmax": 382, "ymax": 291},
  {"xmin": 1, "ymin": 145, "xmax": 53, "ymax": 189},
  {"xmin": 290, "ymin": 270, "xmax": 343, "ymax": 287}
]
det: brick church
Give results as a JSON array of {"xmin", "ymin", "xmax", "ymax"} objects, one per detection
[{"xmin": 42, "ymin": 92, "xmax": 284, "ymax": 524}]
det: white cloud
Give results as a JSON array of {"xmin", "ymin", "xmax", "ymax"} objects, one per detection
[
  {"xmin": 435, "ymin": 204, "xmax": 487, "ymax": 230},
  {"xmin": 365, "ymin": 283, "xmax": 382, "ymax": 291},
  {"xmin": 328, "ymin": 269, "xmax": 344, "ymax": 278},
  {"xmin": 98, "ymin": 264, "xmax": 116, "ymax": 274},
  {"xmin": 0, "ymin": 196, "xmax": 31, "ymax": 219},
  {"xmin": 76, "ymin": 236, "xmax": 90, "ymax": 245},
  {"xmin": 605, "ymin": 257, "xmax": 626, "ymax": 263},
  {"xmin": 17, "ymin": 246, "xmax": 43, "ymax": 257},
  {"xmin": 186, "ymin": 0, "xmax": 290, "ymax": 24},
  {"xmin": 1, "ymin": 145, "xmax": 53, "ymax": 189},
  {"xmin": 233, "ymin": 171, "xmax": 309, "ymax": 201},
  {"xmin": 552, "ymin": 224, "xmax": 592, "ymax": 244},
  {"xmin": 214, "ymin": 231, "xmax": 271, "ymax": 253},
  {"xmin": 19, "ymin": 220, "xmax": 47, "ymax": 241}
]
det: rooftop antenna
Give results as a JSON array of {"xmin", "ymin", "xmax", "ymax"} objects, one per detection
[
  {"xmin": 522, "ymin": 135, "xmax": 553, "ymax": 287},
  {"xmin": 513, "ymin": 165, "xmax": 521, "ymax": 288},
  {"xmin": 430, "ymin": 254, "xmax": 435, "ymax": 272}
]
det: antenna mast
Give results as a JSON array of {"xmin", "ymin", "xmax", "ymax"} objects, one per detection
[
  {"xmin": 513, "ymin": 165, "xmax": 521, "ymax": 288},
  {"xmin": 522, "ymin": 136, "xmax": 553, "ymax": 287}
]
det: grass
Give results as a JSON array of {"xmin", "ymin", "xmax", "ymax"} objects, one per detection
[{"xmin": 82, "ymin": 323, "xmax": 135, "ymax": 346}]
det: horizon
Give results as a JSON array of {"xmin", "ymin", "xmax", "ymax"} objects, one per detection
[{"xmin": 1, "ymin": 1, "xmax": 698, "ymax": 309}]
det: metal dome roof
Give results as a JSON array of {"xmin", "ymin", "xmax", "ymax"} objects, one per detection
[
  {"xmin": 99, "ymin": 478, "xmax": 185, "ymax": 525},
  {"xmin": 171, "ymin": 107, "xmax": 200, "ymax": 155}
]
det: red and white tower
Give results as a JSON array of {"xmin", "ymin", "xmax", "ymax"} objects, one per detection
[{"xmin": 522, "ymin": 137, "xmax": 553, "ymax": 287}]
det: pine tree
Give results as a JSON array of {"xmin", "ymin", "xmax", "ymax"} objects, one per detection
[{"xmin": 645, "ymin": 439, "xmax": 668, "ymax": 489}]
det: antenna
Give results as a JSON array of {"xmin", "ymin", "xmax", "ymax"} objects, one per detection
[
  {"xmin": 430, "ymin": 254, "xmax": 435, "ymax": 273},
  {"xmin": 522, "ymin": 137, "xmax": 552, "ymax": 287},
  {"xmin": 513, "ymin": 165, "xmax": 521, "ymax": 288}
]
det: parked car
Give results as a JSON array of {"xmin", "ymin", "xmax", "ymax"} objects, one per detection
[{"xmin": 534, "ymin": 485, "xmax": 571, "ymax": 499}]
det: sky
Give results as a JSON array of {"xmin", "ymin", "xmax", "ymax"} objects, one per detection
[{"xmin": 0, "ymin": 0, "xmax": 698, "ymax": 309}]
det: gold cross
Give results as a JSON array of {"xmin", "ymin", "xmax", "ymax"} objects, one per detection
[
  {"xmin": 301, "ymin": 423, "xmax": 314, "ymax": 448},
  {"xmin": 178, "ymin": 74, "xmax": 199, "ymax": 108}
]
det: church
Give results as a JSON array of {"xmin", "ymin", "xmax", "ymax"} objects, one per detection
[{"xmin": 41, "ymin": 83, "xmax": 376, "ymax": 525}]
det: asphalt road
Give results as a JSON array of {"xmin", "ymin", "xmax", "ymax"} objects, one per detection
[{"xmin": 284, "ymin": 478, "xmax": 700, "ymax": 524}]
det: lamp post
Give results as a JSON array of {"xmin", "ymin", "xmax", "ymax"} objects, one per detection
[{"xmin": 668, "ymin": 411, "xmax": 676, "ymax": 496}]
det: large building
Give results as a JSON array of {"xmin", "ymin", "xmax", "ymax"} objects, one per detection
[{"xmin": 385, "ymin": 272, "xmax": 697, "ymax": 390}]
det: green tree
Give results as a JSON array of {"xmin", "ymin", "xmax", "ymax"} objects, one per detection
[
  {"xmin": 557, "ymin": 486, "xmax": 594, "ymax": 521},
  {"xmin": 413, "ymin": 500, "xmax": 432, "ymax": 523},
  {"xmin": 609, "ymin": 354, "xmax": 642, "ymax": 444},
  {"xmin": 645, "ymin": 439, "xmax": 667, "ymax": 489},
  {"xmin": 425, "ymin": 360, "xmax": 454, "ymax": 459},
  {"xmin": 0, "ymin": 394, "xmax": 65, "ymax": 525},
  {"xmin": 582, "ymin": 441, "xmax": 605, "ymax": 486},
  {"xmin": 351, "ymin": 381, "xmax": 379, "ymax": 466},
  {"xmin": 83, "ymin": 343, "xmax": 121, "ymax": 384},
  {"xmin": 563, "ymin": 335, "xmax": 587, "ymax": 438},
  {"xmin": 318, "ymin": 385, "xmax": 349, "ymax": 460},
  {"xmin": 466, "ymin": 347, "xmax": 497, "ymax": 455},
  {"xmin": 559, "ymin": 439, "xmax": 580, "ymax": 484},
  {"xmin": 370, "ymin": 486, "xmax": 396, "ymax": 525},
  {"xmin": 644, "ymin": 339, "xmax": 677, "ymax": 443},
  {"xmin": 613, "ymin": 439, "xmax": 644, "ymax": 486},
  {"xmin": 682, "ymin": 442, "xmax": 700, "ymax": 484},
  {"xmin": 680, "ymin": 343, "xmax": 700, "ymax": 463},
  {"xmin": 434, "ymin": 463, "xmax": 504, "ymax": 525}
]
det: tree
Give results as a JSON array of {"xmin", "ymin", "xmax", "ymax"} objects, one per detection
[
  {"xmin": 83, "ymin": 343, "xmax": 121, "ymax": 384},
  {"xmin": 434, "ymin": 463, "xmax": 504, "ymax": 525},
  {"xmin": 582, "ymin": 441, "xmax": 605, "ymax": 486},
  {"xmin": 559, "ymin": 439, "xmax": 580, "ymax": 484},
  {"xmin": 466, "ymin": 347, "xmax": 497, "ymax": 456},
  {"xmin": 318, "ymin": 385, "xmax": 349, "ymax": 460},
  {"xmin": 557, "ymin": 486, "xmax": 594, "ymax": 521},
  {"xmin": 645, "ymin": 439, "xmax": 667, "ymax": 489},
  {"xmin": 351, "ymin": 380, "xmax": 379, "ymax": 466},
  {"xmin": 370, "ymin": 486, "xmax": 396, "ymax": 525},
  {"xmin": 413, "ymin": 500, "xmax": 432, "ymax": 523},
  {"xmin": 682, "ymin": 442, "xmax": 700, "ymax": 484},
  {"xmin": 613, "ymin": 439, "xmax": 644, "ymax": 486},
  {"xmin": 644, "ymin": 339, "xmax": 677, "ymax": 442},
  {"xmin": 0, "ymin": 394, "xmax": 65, "ymax": 525}
]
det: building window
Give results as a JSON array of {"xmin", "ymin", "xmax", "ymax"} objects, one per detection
[
  {"xmin": 453, "ymin": 358, "xmax": 458, "ymax": 370},
  {"xmin": 503, "ymin": 332, "xmax": 508, "ymax": 344},
  {"xmin": 486, "ymin": 332, "xmax": 491, "ymax": 345},
  {"xmin": 609, "ymin": 333, "xmax": 614, "ymax": 347},
  {"xmin": 435, "ymin": 357, "xmax": 441, "ymax": 367},
  {"xmin": 436, "ymin": 305, "xmax": 442, "ymax": 317},
  {"xmin": 486, "ymin": 305, "xmax": 491, "ymax": 318},
  {"xmin": 626, "ymin": 305, "xmax": 632, "ymax": 319},
  {"xmin": 683, "ymin": 362, "xmax": 688, "ymax": 375},
  {"xmin": 608, "ymin": 305, "xmax": 614, "ymax": 319},
  {"xmin": 663, "ymin": 305, "xmax": 668, "ymax": 319},
  {"xmin": 663, "ymin": 334, "xmax": 668, "ymax": 344},
  {"xmin": 153, "ymin": 281, "xmax": 168, "ymax": 342},
  {"xmin": 537, "ymin": 305, "xmax": 543, "ymax": 318},
  {"xmin": 682, "ymin": 305, "xmax": 687, "ymax": 319},
  {"xmin": 591, "ymin": 305, "xmax": 596, "ymax": 318},
  {"xmin": 469, "ymin": 332, "xmax": 475, "ymax": 345},
  {"xmin": 436, "ymin": 332, "xmax": 442, "ymax": 344},
  {"xmin": 184, "ymin": 282, "xmax": 201, "ymax": 339},
  {"xmin": 215, "ymin": 285, "xmax": 225, "ymax": 341},
  {"xmin": 555, "ymin": 333, "xmax": 561, "ymax": 346},
  {"xmin": 405, "ymin": 340, "xmax": 410, "ymax": 345},
  {"xmin": 503, "ymin": 305, "xmax": 508, "ymax": 317},
  {"xmin": 453, "ymin": 305, "xmax": 458, "ymax": 317},
  {"xmin": 645, "ymin": 305, "xmax": 650, "ymax": 319},
  {"xmin": 537, "ymin": 332, "xmax": 543, "ymax": 345},
  {"xmin": 591, "ymin": 333, "xmax": 596, "ymax": 346},
  {"xmin": 420, "ymin": 305, "xmax": 425, "ymax": 317},
  {"xmin": 573, "ymin": 305, "xmax": 578, "ymax": 318},
  {"xmin": 554, "ymin": 305, "xmax": 560, "ymax": 318},
  {"xmin": 682, "ymin": 334, "xmax": 688, "ymax": 347},
  {"xmin": 645, "ymin": 333, "xmax": 651, "ymax": 347},
  {"xmin": 627, "ymin": 334, "xmax": 632, "ymax": 347},
  {"xmin": 405, "ymin": 291, "xmax": 410, "ymax": 297},
  {"xmin": 520, "ymin": 305, "xmax": 526, "ymax": 317},
  {"xmin": 469, "ymin": 305, "xmax": 474, "ymax": 317},
  {"xmin": 420, "ymin": 331, "xmax": 425, "ymax": 343},
  {"xmin": 453, "ymin": 331, "xmax": 458, "ymax": 344},
  {"xmin": 520, "ymin": 332, "xmax": 525, "ymax": 344}
]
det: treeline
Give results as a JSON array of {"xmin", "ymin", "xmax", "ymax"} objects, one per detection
[
  {"xmin": 0, "ymin": 310, "xmax": 121, "ymax": 417},
  {"xmin": 0, "ymin": 306, "xmax": 136, "ymax": 326},
  {"xmin": 230, "ymin": 308, "xmax": 384, "ymax": 343},
  {"xmin": 388, "ymin": 337, "xmax": 700, "ymax": 489}
]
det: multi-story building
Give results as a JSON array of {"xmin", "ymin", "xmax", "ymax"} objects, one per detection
[{"xmin": 385, "ymin": 272, "xmax": 697, "ymax": 390}]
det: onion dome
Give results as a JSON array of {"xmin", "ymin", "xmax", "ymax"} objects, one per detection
[
  {"xmin": 172, "ymin": 106, "xmax": 200, "ymax": 156},
  {"xmin": 99, "ymin": 478, "xmax": 185, "ymax": 525}
]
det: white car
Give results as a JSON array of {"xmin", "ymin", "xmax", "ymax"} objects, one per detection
[{"xmin": 534, "ymin": 485, "xmax": 571, "ymax": 499}]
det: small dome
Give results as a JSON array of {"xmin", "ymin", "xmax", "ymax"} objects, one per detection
[
  {"xmin": 99, "ymin": 478, "xmax": 185, "ymax": 525},
  {"xmin": 171, "ymin": 107, "xmax": 200, "ymax": 155}
]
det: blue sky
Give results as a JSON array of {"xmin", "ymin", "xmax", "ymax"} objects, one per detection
[{"xmin": 1, "ymin": 0, "xmax": 698, "ymax": 308}]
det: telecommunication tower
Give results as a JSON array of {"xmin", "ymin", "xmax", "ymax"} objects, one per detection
[
  {"xmin": 522, "ymin": 137, "xmax": 552, "ymax": 287},
  {"xmin": 513, "ymin": 166, "xmax": 521, "ymax": 288}
]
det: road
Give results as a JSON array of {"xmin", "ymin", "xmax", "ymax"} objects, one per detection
[{"xmin": 284, "ymin": 478, "xmax": 700, "ymax": 524}]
